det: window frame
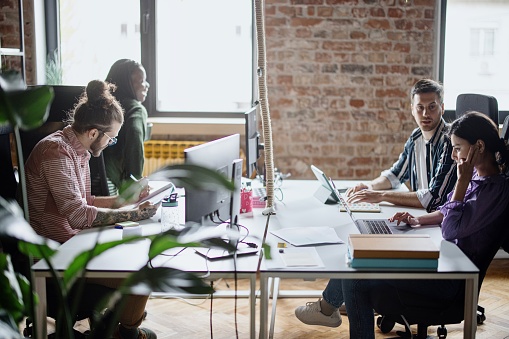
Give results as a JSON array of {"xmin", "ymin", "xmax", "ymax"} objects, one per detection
[
  {"xmin": 438, "ymin": 0, "xmax": 509, "ymax": 124},
  {"xmin": 140, "ymin": 0, "xmax": 258, "ymax": 119}
]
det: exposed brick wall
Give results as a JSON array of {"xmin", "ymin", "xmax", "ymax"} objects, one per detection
[
  {"xmin": 263, "ymin": 0, "xmax": 436, "ymax": 179},
  {"xmin": 1, "ymin": 0, "xmax": 438, "ymax": 180},
  {"xmin": 0, "ymin": 0, "xmax": 35, "ymax": 84}
]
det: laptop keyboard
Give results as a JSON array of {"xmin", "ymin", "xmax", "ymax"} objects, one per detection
[{"xmin": 364, "ymin": 220, "xmax": 393, "ymax": 234}]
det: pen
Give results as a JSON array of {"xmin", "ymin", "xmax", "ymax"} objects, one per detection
[{"xmin": 130, "ymin": 174, "xmax": 139, "ymax": 182}]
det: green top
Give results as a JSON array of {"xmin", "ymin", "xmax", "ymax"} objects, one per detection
[{"xmin": 103, "ymin": 98, "xmax": 147, "ymax": 190}]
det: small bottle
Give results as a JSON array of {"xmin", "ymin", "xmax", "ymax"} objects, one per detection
[{"xmin": 161, "ymin": 193, "xmax": 181, "ymax": 232}]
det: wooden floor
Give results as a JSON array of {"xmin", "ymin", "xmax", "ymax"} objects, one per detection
[{"xmin": 139, "ymin": 259, "xmax": 509, "ymax": 339}]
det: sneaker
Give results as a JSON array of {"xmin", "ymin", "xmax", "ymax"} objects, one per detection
[
  {"xmin": 339, "ymin": 303, "xmax": 348, "ymax": 315},
  {"xmin": 295, "ymin": 299, "xmax": 342, "ymax": 327},
  {"xmin": 114, "ymin": 325, "xmax": 157, "ymax": 339}
]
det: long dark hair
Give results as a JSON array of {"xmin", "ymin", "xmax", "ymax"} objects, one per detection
[
  {"xmin": 105, "ymin": 59, "xmax": 143, "ymax": 100},
  {"xmin": 448, "ymin": 111, "xmax": 509, "ymax": 172},
  {"xmin": 68, "ymin": 80, "xmax": 124, "ymax": 134}
]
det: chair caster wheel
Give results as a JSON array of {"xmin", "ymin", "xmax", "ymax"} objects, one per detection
[
  {"xmin": 377, "ymin": 315, "xmax": 395, "ymax": 334},
  {"xmin": 437, "ymin": 325, "xmax": 448, "ymax": 338},
  {"xmin": 477, "ymin": 313, "xmax": 486, "ymax": 324}
]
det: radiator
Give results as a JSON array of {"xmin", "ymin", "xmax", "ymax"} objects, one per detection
[{"xmin": 143, "ymin": 140, "xmax": 203, "ymax": 176}]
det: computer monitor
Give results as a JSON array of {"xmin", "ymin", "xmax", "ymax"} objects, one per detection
[
  {"xmin": 244, "ymin": 104, "xmax": 263, "ymax": 178},
  {"xmin": 230, "ymin": 158, "xmax": 243, "ymax": 229},
  {"xmin": 184, "ymin": 134, "xmax": 240, "ymax": 226}
]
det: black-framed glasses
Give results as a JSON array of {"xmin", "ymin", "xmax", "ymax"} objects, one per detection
[{"xmin": 100, "ymin": 131, "xmax": 117, "ymax": 146}]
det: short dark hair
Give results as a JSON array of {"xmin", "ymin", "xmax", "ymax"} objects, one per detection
[
  {"xmin": 67, "ymin": 80, "xmax": 124, "ymax": 134},
  {"xmin": 410, "ymin": 79, "xmax": 444, "ymax": 104}
]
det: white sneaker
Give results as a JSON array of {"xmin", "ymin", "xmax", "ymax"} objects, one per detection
[{"xmin": 295, "ymin": 299, "xmax": 342, "ymax": 327}]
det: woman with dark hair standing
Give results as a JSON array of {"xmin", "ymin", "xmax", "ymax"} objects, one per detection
[{"xmin": 103, "ymin": 59, "xmax": 150, "ymax": 193}]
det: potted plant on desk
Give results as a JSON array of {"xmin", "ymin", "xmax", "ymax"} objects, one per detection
[{"xmin": 0, "ymin": 71, "xmax": 237, "ymax": 338}]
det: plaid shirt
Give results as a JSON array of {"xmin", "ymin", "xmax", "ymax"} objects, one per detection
[
  {"xmin": 381, "ymin": 118, "xmax": 457, "ymax": 212},
  {"xmin": 25, "ymin": 126, "xmax": 98, "ymax": 243}
]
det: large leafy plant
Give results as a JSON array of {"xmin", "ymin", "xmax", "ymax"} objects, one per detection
[{"xmin": 0, "ymin": 72, "xmax": 237, "ymax": 338}]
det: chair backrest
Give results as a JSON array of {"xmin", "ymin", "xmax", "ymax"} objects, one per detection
[
  {"xmin": 502, "ymin": 115, "xmax": 509, "ymax": 142},
  {"xmin": 0, "ymin": 125, "xmax": 17, "ymax": 201},
  {"xmin": 456, "ymin": 93, "xmax": 499, "ymax": 125}
]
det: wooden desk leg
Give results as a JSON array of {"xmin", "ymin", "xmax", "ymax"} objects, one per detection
[
  {"xmin": 259, "ymin": 274, "xmax": 269, "ymax": 339},
  {"xmin": 463, "ymin": 275, "xmax": 478, "ymax": 339},
  {"xmin": 250, "ymin": 275, "xmax": 256, "ymax": 339},
  {"xmin": 34, "ymin": 276, "xmax": 47, "ymax": 338}
]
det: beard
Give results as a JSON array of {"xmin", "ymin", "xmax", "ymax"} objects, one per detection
[
  {"xmin": 89, "ymin": 138, "xmax": 107, "ymax": 157},
  {"xmin": 419, "ymin": 118, "xmax": 440, "ymax": 132}
]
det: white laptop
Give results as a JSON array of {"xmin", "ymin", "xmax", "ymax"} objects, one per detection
[
  {"xmin": 335, "ymin": 190, "xmax": 409, "ymax": 235},
  {"xmin": 310, "ymin": 165, "xmax": 381, "ymax": 212}
]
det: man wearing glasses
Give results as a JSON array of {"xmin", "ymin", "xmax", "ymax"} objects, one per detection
[
  {"xmin": 25, "ymin": 80, "xmax": 158, "ymax": 244},
  {"xmin": 346, "ymin": 79, "xmax": 457, "ymax": 212},
  {"xmin": 24, "ymin": 80, "xmax": 158, "ymax": 338}
]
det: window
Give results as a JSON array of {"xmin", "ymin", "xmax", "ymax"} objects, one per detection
[
  {"xmin": 142, "ymin": 0, "xmax": 255, "ymax": 117},
  {"xmin": 46, "ymin": 0, "xmax": 255, "ymax": 118},
  {"xmin": 440, "ymin": 0, "xmax": 509, "ymax": 118},
  {"xmin": 56, "ymin": 0, "xmax": 140, "ymax": 85}
]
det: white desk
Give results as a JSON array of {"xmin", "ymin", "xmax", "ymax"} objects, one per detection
[
  {"xmin": 258, "ymin": 180, "xmax": 479, "ymax": 339},
  {"xmin": 31, "ymin": 188, "xmax": 266, "ymax": 339}
]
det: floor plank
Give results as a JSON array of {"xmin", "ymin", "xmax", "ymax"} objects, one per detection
[{"xmin": 142, "ymin": 259, "xmax": 509, "ymax": 338}]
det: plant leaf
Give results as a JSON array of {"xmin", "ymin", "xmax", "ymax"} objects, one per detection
[
  {"xmin": 121, "ymin": 266, "xmax": 214, "ymax": 296},
  {"xmin": 0, "ymin": 73, "xmax": 53, "ymax": 129},
  {"xmin": 8, "ymin": 86, "xmax": 54, "ymax": 130},
  {"xmin": 63, "ymin": 236, "xmax": 148, "ymax": 285},
  {"xmin": 150, "ymin": 164, "xmax": 235, "ymax": 191},
  {"xmin": 0, "ymin": 254, "xmax": 24, "ymax": 321},
  {"xmin": 0, "ymin": 197, "xmax": 59, "ymax": 248}
]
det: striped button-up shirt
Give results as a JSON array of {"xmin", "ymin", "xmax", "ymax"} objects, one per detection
[
  {"xmin": 25, "ymin": 126, "xmax": 98, "ymax": 243},
  {"xmin": 381, "ymin": 118, "xmax": 457, "ymax": 212}
]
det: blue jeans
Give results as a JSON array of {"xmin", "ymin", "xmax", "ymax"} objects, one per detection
[{"xmin": 322, "ymin": 278, "xmax": 461, "ymax": 339}]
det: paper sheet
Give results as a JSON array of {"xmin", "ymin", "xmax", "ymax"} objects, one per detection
[
  {"xmin": 270, "ymin": 227, "xmax": 344, "ymax": 246},
  {"xmin": 279, "ymin": 247, "xmax": 324, "ymax": 267}
]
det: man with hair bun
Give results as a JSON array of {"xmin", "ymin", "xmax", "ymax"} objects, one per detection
[{"xmin": 25, "ymin": 80, "xmax": 158, "ymax": 338}]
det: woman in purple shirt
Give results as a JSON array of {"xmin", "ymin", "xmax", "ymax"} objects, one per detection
[{"xmin": 295, "ymin": 111, "xmax": 509, "ymax": 338}]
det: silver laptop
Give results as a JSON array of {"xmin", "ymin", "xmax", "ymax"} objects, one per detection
[{"xmin": 336, "ymin": 191, "xmax": 409, "ymax": 235}]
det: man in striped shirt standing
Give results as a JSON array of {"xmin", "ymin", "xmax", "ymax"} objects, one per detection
[{"xmin": 25, "ymin": 80, "xmax": 158, "ymax": 339}]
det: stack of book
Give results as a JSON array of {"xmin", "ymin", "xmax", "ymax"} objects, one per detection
[{"xmin": 347, "ymin": 234, "xmax": 440, "ymax": 269}]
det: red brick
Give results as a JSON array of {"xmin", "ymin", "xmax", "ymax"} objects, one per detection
[
  {"xmin": 388, "ymin": 8, "xmax": 404, "ymax": 18},
  {"xmin": 364, "ymin": 19, "xmax": 391, "ymax": 30},
  {"xmin": 350, "ymin": 99, "xmax": 365, "ymax": 108},
  {"xmin": 370, "ymin": 8, "xmax": 386, "ymax": 17},
  {"xmin": 290, "ymin": 18, "xmax": 323, "ymax": 27},
  {"xmin": 350, "ymin": 31, "xmax": 367, "ymax": 39},
  {"xmin": 317, "ymin": 6, "xmax": 333, "ymax": 17}
]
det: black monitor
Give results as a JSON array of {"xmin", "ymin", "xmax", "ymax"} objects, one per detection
[
  {"xmin": 230, "ymin": 158, "xmax": 243, "ymax": 228},
  {"xmin": 244, "ymin": 104, "xmax": 262, "ymax": 179},
  {"xmin": 184, "ymin": 134, "xmax": 240, "ymax": 226}
]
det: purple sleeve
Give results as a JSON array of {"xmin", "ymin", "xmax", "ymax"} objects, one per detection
[{"xmin": 440, "ymin": 181, "xmax": 508, "ymax": 241}]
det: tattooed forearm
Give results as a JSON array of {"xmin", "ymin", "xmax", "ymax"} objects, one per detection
[
  {"xmin": 91, "ymin": 204, "xmax": 159, "ymax": 227},
  {"xmin": 92, "ymin": 209, "xmax": 141, "ymax": 227}
]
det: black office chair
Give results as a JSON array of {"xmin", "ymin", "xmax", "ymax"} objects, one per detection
[
  {"xmin": 455, "ymin": 93, "xmax": 499, "ymax": 125},
  {"xmin": 372, "ymin": 200, "xmax": 509, "ymax": 338}
]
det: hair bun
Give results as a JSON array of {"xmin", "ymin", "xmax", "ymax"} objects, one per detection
[{"xmin": 85, "ymin": 80, "xmax": 116, "ymax": 109}]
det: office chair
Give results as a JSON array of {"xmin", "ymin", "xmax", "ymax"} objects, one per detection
[
  {"xmin": 455, "ymin": 93, "xmax": 499, "ymax": 125},
  {"xmin": 372, "ymin": 200, "xmax": 509, "ymax": 338}
]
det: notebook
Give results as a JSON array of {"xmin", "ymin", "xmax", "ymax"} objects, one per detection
[
  {"xmin": 336, "ymin": 192, "xmax": 409, "ymax": 235},
  {"xmin": 311, "ymin": 165, "xmax": 381, "ymax": 212}
]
